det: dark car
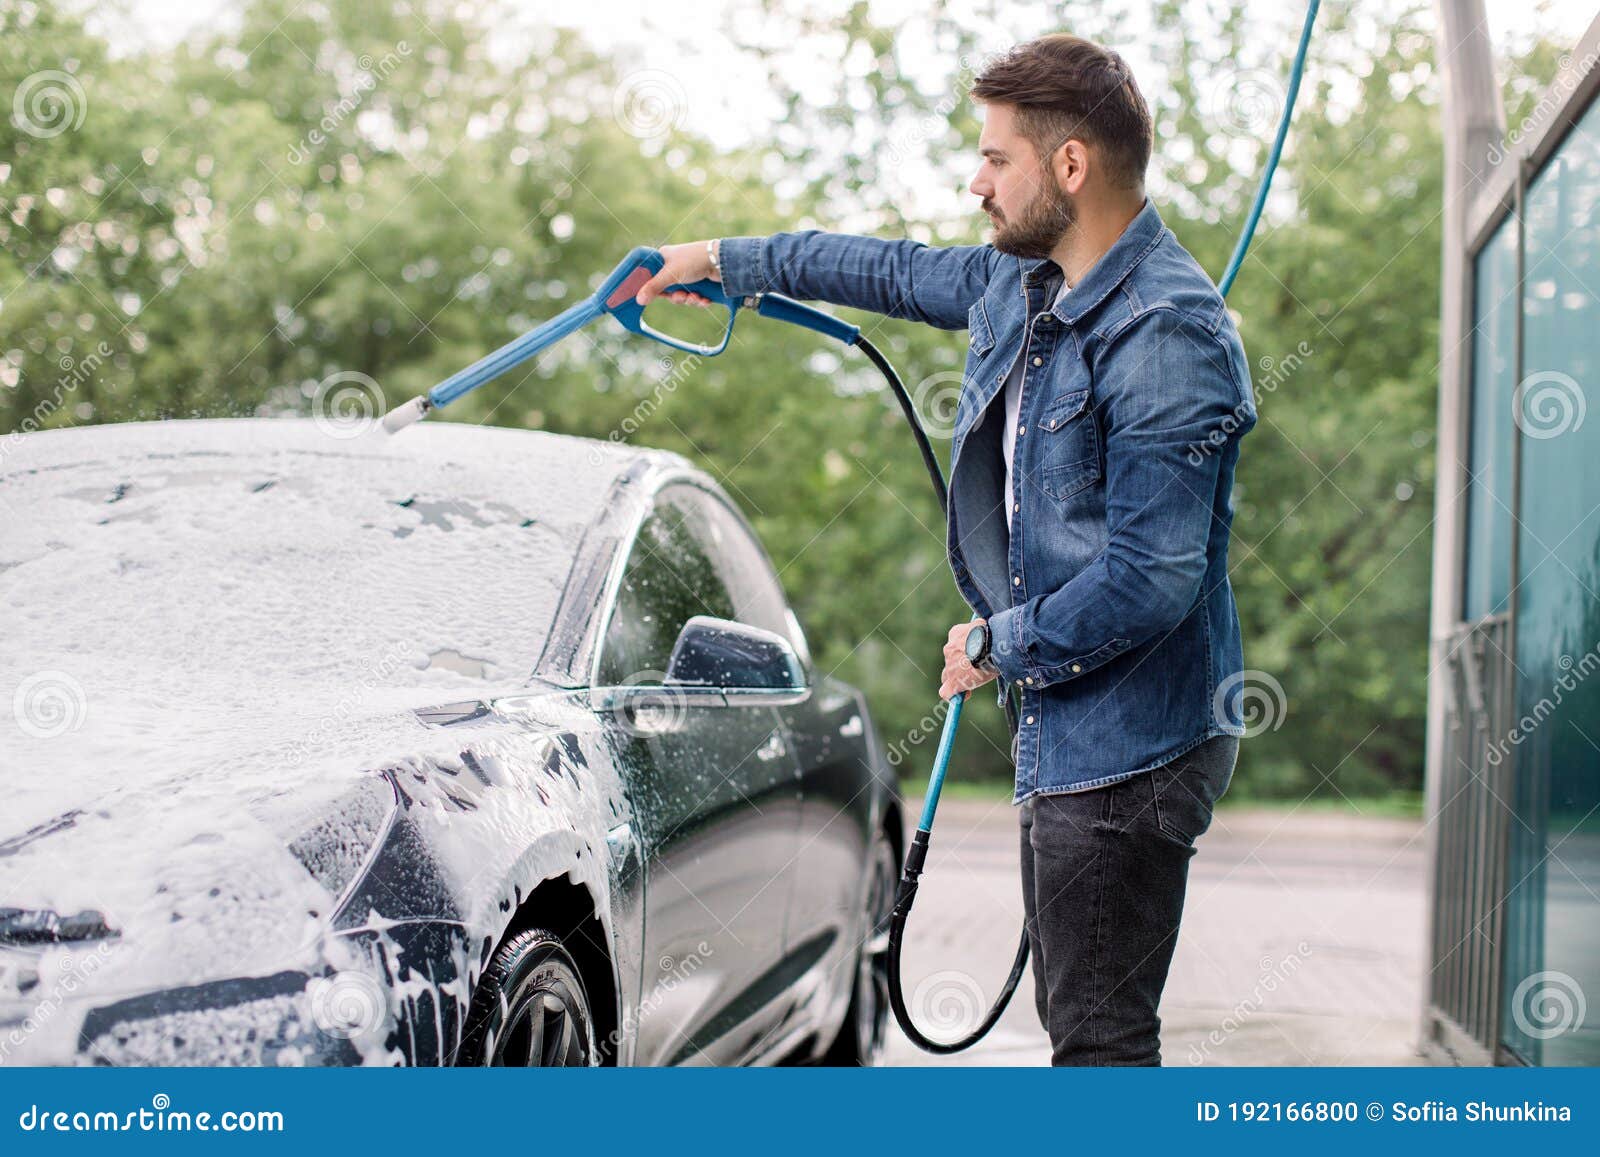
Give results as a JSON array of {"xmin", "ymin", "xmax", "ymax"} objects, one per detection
[{"xmin": 0, "ymin": 418, "xmax": 902, "ymax": 1067}]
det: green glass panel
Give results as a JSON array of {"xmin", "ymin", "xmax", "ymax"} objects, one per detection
[
  {"xmin": 1464, "ymin": 219, "xmax": 1519, "ymax": 620},
  {"xmin": 1501, "ymin": 97, "xmax": 1600, "ymax": 1066}
]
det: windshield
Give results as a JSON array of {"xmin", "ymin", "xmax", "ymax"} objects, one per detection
[{"xmin": 1, "ymin": 421, "xmax": 626, "ymax": 719}]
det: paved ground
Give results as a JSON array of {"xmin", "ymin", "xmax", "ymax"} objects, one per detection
[{"xmin": 884, "ymin": 798, "xmax": 1429, "ymax": 1067}]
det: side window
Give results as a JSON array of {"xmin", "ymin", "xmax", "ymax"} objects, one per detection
[
  {"xmin": 687, "ymin": 489, "xmax": 809, "ymax": 669},
  {"xmin": 596, "ymin": 484, "xmax": 808, "ymax": 686},
  {"xmin": 597, "ymin": 489, "xmax": 736, "ymax": 686}
]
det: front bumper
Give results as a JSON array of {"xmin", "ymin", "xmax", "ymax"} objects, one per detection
[{"xmin": 0, "ymin": 919, "xmax": 472, "ymax": 1067}]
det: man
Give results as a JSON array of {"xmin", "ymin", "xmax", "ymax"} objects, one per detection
[{"xmin": 636, "ymin": 33, "xmax": 1253, "ymax": 1066}]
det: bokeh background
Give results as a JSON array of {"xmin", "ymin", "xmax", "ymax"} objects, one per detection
[{"xmin": 2, "ymin": 0, "xmax": 1587, "ymax": 803}]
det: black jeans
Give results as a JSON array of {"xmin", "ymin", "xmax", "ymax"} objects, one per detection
[{"xmin": 1017, "ymin": 733, "xmax": 1238, "ymax": 1066}]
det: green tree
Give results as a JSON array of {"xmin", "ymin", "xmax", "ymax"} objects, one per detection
[{"xmin": 1, "ymin": 0, "xmax": 1574, "ymax": 801}]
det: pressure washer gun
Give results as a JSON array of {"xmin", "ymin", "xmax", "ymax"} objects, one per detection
[{"xmin": 380, "ymin": 246, "xmax": 859, "ymax": 432}]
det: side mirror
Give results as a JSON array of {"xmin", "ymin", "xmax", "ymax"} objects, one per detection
[{"xmin": 666, "ymin": 616, "xmax": 806, "ymax": 691}]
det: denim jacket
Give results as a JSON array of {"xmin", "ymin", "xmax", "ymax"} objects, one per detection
[{"xmin": 718, "ymin": 199, "xmax": 1255, "ymax": 801}]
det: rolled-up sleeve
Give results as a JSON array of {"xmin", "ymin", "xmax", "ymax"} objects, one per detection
[
  {"xmin": 717, "ymin": 231, "xmax": 997, "ymax": 331},
  {"xmin": 986, "ymin": 307, "xmax": 1254, "ymax": 688}
]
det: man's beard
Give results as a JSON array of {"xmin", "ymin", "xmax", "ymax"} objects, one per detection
[{"xmin": 985, "ymin": 180, "xmax": 1076, "ymax": 259}]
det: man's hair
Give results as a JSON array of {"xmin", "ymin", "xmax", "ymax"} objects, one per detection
[{"xmin": 970, "ymin": 34, "xmax": 1152, "ymax": 191}]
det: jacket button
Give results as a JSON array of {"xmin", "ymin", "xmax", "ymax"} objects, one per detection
[
  {"xmin": 1032, "ymin": 356, "xmax": 1043, "ymax": 366},
  {"xmin": 1048, "ymin": 418, "xmax": 1057, "ymax": 429},
  {"xmin": 1024, "ymin": 676, "xmax": 1033, "ymax": 684},
  {"xmin": 1071, "ymin": 663, "xmax": 1081, "ymax": 673},
  {"xmin": 1013, "ymin": 502, "xmax": 1020, "ymax": 513},
  {"xmin": 1025, "ymin": 716, "xmax": 1035, "ymax": 725},
  {"xmin": 1017, "ymin": 425, "xmax": 1026, "ymax": 436},
  {"xmin": 1013, "ymin": 576, "xmax": 1021, "ymax": 586}
]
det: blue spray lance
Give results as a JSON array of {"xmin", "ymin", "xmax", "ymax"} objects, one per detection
[
  {"xmin": 381, "ymin": 247, "xmax": 861, "ymax": 432},
  {"xmin": 383, "ymin": 0, "xmax": 1317, "ymax": 1057},
  {"xmin": 379, "ymin": 241, "xmax": 954, "ymax": 591}
]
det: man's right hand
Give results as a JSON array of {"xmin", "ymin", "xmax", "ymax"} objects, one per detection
[{"xmin": 634, "ymin": 241, "xmax": 721, "ymax": 308}]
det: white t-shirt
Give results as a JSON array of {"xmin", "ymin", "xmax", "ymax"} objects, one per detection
[{"xmin": 1003, "ymin": 278, "xmax": 1072, "ymax": 533}]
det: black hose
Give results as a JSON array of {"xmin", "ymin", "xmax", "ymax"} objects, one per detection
[
  {"xmin": 851, "ymin": 332, "xmax": 1029, "ymax": 1054},
  {"xmin": 854, "ymin": 336, "xmax": 948, "ymax": 516}
]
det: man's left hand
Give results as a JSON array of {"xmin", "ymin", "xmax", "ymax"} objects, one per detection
[{"xmin": 939, "ymin": 619, "xmax": 998, "ymax": 701}]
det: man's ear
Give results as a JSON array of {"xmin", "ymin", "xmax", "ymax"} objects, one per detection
[{"xmin": 1052, "ymin": 138, "xmax": 1090, "ymax": 195}]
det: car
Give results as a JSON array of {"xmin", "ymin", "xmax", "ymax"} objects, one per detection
[{"xmin": 0, "ymin": 418, "xmax": 902, "ymax": 1067}]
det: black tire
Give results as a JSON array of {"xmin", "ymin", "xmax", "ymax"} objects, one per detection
[
  {"xmin": 456, "ymin": 928, "xmax": 596, "ymax": 1066},
  {"xmin": 820, "ymin": 825, "xmax": 897, "ymax": 1065}
]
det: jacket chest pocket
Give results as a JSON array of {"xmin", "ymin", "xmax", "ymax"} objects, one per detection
[
  {"xmin": 956, "ymin": 299, "xmax": 1000, "ymax": 434},
  {"xmin": 1036, "ymin": 388, "xmax": 1102, "ymax": 501},
  {"xmin": 967, "ymin": 299, "xmax": 996, "ymax": 357}
]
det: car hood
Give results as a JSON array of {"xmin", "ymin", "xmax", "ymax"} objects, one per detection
[{"xmin": 2, "ymin": 683, "xmax": 508, "ymax": 839}]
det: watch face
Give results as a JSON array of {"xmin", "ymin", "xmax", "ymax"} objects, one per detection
[{"xmin": 965, "ymin": 624, "xmax": 988, "ymax": 663}]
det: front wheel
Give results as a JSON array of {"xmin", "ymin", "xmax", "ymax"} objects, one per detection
[
  {"xmin": 456, "ymin": 928, "xmax": 596, "ymax": 1066},
  {"xmin": 820, "ymin": 825, "xmax": 897, "ymax": 1065}
]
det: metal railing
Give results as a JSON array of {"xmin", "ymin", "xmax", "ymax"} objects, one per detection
[{"xmin": 1425, "ymin": 613, "xmax": 1514, "ymax": 1062}]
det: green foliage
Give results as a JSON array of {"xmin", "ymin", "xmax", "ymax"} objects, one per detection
[{"xmin": 0, "ymin": 0, "xmax": 1570, "ymax": 799}]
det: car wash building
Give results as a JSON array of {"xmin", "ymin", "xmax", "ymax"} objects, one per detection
[{"xmin": 1423, "ymin": 1, "xmax": 1600, "ymax": 1066}]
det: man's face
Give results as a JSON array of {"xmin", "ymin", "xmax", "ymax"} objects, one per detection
[{"xmin": 969, "ymin": 102, "xmax": 1076, "ymax": 259}]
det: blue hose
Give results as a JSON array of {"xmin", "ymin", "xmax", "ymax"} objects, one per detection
[{"xmin": 1217, "ymin": 0, "xmax": 1320, "ymax": 299}]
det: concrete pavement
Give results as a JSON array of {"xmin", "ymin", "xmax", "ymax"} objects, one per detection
[{"xmin": 883, "ymin": 797, "xmax": 1429, "ymax": 1067}]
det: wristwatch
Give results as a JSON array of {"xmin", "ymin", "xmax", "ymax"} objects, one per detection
[{"xmin": 965, "ymin": 620, "xmax": 996, "ymax": 672}]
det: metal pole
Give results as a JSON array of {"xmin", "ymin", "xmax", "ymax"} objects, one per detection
[{"xmin": 1422, "ymin": 0, "xmax": 1504, "ymax": 1063}]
